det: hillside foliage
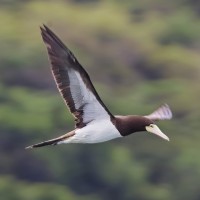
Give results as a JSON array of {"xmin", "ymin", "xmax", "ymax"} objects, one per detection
[{"xmin": 1, "ymin": 0, "xmax": 200, "ymax": 199}]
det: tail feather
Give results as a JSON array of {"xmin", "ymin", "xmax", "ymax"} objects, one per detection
[
  {"xmin": 25, "ymin": 138, "xmax": 61, "ymax": 149},
  {"xmin": 25, "ymin": 131, "xmax": 75, "ymax": 149}
]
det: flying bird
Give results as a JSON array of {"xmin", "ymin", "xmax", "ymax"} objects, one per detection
[{"xmin": 26, "ymin": 25, "xmax": 172, "ymax": 149}]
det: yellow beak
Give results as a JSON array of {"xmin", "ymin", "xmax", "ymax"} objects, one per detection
[{"xmin": 146, "ymin": 124, "xmax": 169, "ymax": 141}]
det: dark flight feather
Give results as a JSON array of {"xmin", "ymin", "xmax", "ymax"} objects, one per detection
[{"xmin": 40, "ymin": 25, "xmax": 114, "ymax": 128}]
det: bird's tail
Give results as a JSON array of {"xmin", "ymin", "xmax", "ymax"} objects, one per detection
[
  {"xmin": 25, "ymin": 137, "xmax": 62, "ymax": 149},
  {"xmin": 25, "ymin": 131, "xmax": 75, "ymax": 149}
]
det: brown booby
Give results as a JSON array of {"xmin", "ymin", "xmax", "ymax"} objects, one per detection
[{"xmin": 26, "ymin": 25, "xmax": 172, "ymax": 149}]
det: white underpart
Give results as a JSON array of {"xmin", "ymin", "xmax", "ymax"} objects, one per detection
[
  {"xmin": 61, "ymin": 119, "xmax": 122, "ymax": 144},
  {"xmin": 68, "ymin": 69, "xmax": 109, "ymax": 124},
  {"xmin": 58, "ymin": 69, "xmax": 122, "ymax": 144}
]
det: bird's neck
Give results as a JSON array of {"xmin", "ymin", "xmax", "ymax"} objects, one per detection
[{"xmin": 114, "ymin": 115, "xmax": 148, "ymax": 136}]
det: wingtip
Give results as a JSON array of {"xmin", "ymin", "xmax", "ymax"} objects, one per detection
[
  {"xmin": 163, "ymin": 103, "xmax": 173, "ymax": 119},
  {"xmin": 42, "ymin": 24, "xmax": 47, "ymax": 29},
  {"xmin": 40, "ymin": 25, "xmax": 44, "ymax": 31},
  {"xmin": 40, "ymin": 24, "xmax": 47, "ymax": 33},
  {"xmin": 40, "ymin": 24, "xmax": 47, "ymax": 29},
  {"xmin": 41, "ymin": 24, "xmax": 53, "ymax": 34}
]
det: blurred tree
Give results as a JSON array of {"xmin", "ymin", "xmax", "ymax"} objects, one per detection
[{"xmin": 0, "ymin": 0, "xmax": 200, "ymax": 200}]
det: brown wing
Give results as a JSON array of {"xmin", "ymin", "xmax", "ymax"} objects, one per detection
[{"xmin": 40, "ymin": 25, "xmax": 114, "ymax": 128}]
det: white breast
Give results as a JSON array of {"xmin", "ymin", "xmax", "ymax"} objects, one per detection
[{"xmin": 63, "ymin": 119, "xmax": 122, "ymax": 144}]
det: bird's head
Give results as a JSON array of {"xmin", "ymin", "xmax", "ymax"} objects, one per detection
[{"xmin": 115, "ymin": 115, "xmax": 170, "ymax": 141}]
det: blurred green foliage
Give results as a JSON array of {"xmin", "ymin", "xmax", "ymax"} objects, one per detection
[{"xmin": 0, "ymin": 0, "xmax": 200, "ymax": 200}]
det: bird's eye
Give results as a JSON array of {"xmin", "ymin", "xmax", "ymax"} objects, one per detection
[{"xmin": 150, "ymin": 124, "xmax": 154, "ymax": 128}]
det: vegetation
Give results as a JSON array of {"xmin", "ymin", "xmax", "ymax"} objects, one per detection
[{"xmin": 1, "ymin": 0, "xmax": 200, "ymax": 199}]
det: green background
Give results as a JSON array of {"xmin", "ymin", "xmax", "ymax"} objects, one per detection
[{"xmin": 0, "ymin": 0, "xmax": 200, "ymax": 199}]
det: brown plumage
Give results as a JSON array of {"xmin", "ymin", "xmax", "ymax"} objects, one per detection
[
  {"xmin": 27, "ymin": 131, "xmax": 75, "ymax": 148},
  {"xmin": 40, "ymin": 25, "xmax": 114, "ymax": 128},
  {"xmin": 25, "ymin": 25, "xmax": 172, "ymax": 149},
  {"xmin": 115, "ymin": 116, "xmax": 154, "ymax": 136}
]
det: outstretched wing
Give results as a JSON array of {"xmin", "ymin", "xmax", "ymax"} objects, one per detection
[
  {"xmin": 41, "ymin": 25, "xmax": 114, "ymax": 128},
  {"xmin": 145, "ymin": 104, "xmax": 172, "ymax": 121}
]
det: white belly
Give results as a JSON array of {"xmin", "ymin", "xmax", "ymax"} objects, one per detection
[{"xmin": 63, "ymin": 119, "xmax": 122, "ymax": 144}]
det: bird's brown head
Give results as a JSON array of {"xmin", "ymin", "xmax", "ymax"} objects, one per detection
[{"xmin": 115, "ymin": 115, "xmax": 169, "ymax": 141}]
